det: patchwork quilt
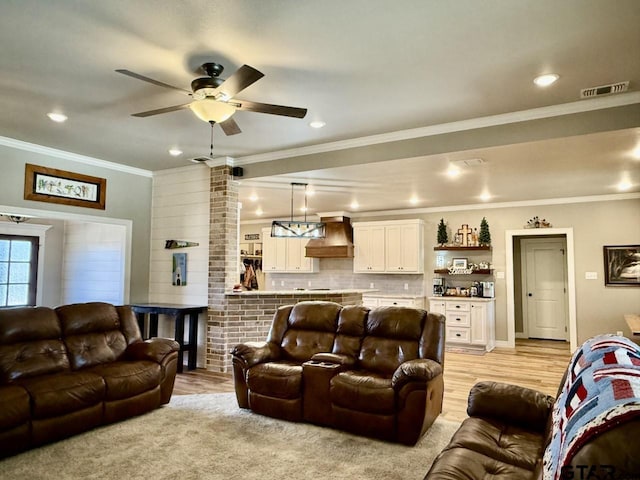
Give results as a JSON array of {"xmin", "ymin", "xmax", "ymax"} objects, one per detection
[{"xmin": 543, "ymin": 334, "xmax": 640, "ymax": 480}]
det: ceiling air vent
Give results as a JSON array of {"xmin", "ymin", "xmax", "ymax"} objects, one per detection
[
  {"xmin": 580, "ymin": 81, "xmax": 629, "ymax": 99},
  {"xmin": 452, "ymin": 158, "xmax": 485, "ymax": 168}
]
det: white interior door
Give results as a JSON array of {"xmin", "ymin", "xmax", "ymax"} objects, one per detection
[{"xmin": 521, "ymin": 238, "xmax": 568, "ymax": 340}]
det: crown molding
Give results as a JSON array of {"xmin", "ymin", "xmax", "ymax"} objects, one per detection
[
  {"xmin": 0, "ymin": 136, "xmax": 153, "ymax": 178},
  {"xmin": 234, "ymin": 92, "xmax": 640, "ymax": 166}
]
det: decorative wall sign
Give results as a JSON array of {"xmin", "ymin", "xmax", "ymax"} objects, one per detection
[
  {"xmin": 172, "ymin": 253, "xmax": 187, "ymax": 286},
  {"xmin": 165, "ymin": 240, "xmax": 199, "ymax": 249},
  {"xmin": 603, "ymin": 245, "xmax": 640, "ymax": 286},
  {"xmin": 24, "ymin": 164, "xmax": 106, "ymax": 210},
  {"xmin": 244, "ymin": 233, "xmax": 260, "ymax": 241}
]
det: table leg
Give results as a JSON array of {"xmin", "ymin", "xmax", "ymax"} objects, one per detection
[
  {"xmin": 135, "ymin": 312, "xmax": 146, "ymax": 339},
  {"xmin": 187, "ymin": 312, "xmax": 199, "ymax": 370},
  {"xmin": 149, "ymin": 313, "xmax": 159, "ymax": 338},
  {"xmin": 174, "ymin": 313, "xmax": 185, "ymax": 373}
]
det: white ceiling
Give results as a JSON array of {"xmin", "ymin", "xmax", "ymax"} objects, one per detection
[{"xmin": 1, "ymin": 0, "xmax": 639, "ymax": 221}]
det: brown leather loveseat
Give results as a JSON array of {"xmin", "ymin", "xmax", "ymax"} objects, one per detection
[
  {"xmin": 425, "ymin": 334, "xmax": 640, "ymax": 479},
  {"xmin": 0, "ymin": 302, "xmax": 180, "ymax": 457},
  {"xmin": 231, "ymin": 300, "xmax": 445, "ymax": 445}
]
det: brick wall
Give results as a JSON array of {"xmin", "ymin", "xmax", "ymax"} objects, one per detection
[{"xmin": 206, "ymin": 292, "xmax": 363, "ymax": 372}]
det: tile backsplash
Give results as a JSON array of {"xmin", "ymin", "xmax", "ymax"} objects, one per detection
[{"xmin": 264, "ymin": 258, "xmax": 425, "ymax": 295}]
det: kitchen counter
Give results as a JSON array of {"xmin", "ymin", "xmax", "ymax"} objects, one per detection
[
  {"xmin": 227, "ymin": 289, "xmax": 375, "ymax": 296},
  {"xmin": 428, "ymin": 296, "xmax": 495, "ymax": 302}
]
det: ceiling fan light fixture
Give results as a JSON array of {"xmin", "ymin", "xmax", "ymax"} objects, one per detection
[{"xmin": 189, "ymin": 98, "xmax": 236, "ymax": 123}]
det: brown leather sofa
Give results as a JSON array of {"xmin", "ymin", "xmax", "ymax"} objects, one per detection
[
  {"xmin": 231, "ymin": 300, "xmax": 445, "ymax": 445},
  {"xmin": 0, "ymin": 302, "xmax": 180, "ymax": 457},
  {"xmin": 425, "ymin": 342, "xmax": 640, "ymax": 479}
]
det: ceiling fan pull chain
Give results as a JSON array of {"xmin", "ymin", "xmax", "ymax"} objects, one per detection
[{"xmin": 209, "ymin": 121, "xmax": 215, "ymax": 157}]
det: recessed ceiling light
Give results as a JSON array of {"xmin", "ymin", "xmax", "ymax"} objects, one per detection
[
  {"xmin": 249, "ymin": 193, "xmax": 259, "ymax": 202},
  {"xmin": 533, "ymin": 74, "xmax": 559, "ymax": 87},
  {"xmin": 350, "ymin": 201, "xmax": 359, "ymax": 209},
  {"xmin": 47, "ymin": 112, "xmax": 68, "ymax": 123},
  {"xmin": 631, "ymin": 145, "xmax": 640, "ymax": 160},
  {"xmin": 479, "ymin": 192, "xmax": 492, "ymax": 202},
  {"xmin": 169, "ymin": 148, "xmax": 183, "ymax": 156},
  {"xmin": 617, "ymin": 180, "xmax": 632, "ymax": 191},
  {"xmin": 255, "ymin": 208, "xmax": 263, "ymax": 216},
  {"xmin": 309, "ymin": 121, "xmax": 326, "ymax": 129},
  {"xmin": 305, "ymin": 188, "xmax": 315, "ymax": 196},
  {"xmin": 446, "ymin": 165, "xmax": 461, "ymax": 178},
  {"xmin": 409, "ymin": 195, "xmax": 419, "ymax": 205},
  {"xmin": 300, "ymin": 206, "xmax": 308, "ymax": 212}
]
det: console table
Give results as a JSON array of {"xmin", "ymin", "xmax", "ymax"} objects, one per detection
[
  {"xmin": 130, "ymin": 303, "xmax": 207, "ymax": 373},
  {"xmin": 624, "ymin": 314, "xmax": 640, "ymax": 336}
]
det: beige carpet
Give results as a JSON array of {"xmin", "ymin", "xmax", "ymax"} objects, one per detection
[{"xmin": 0, "ymin": 393, "xmax": 459, "ymax": 480}]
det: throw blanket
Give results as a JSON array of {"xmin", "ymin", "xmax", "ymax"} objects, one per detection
[{"xmin": 543, "ymin": 334, "xmax": 640, "ymax": 480}]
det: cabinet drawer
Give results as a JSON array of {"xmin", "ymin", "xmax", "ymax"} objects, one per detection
[
  {"xmin": 446, "ymin": 302, "xmax": 470, "ymax": 312},
  {"xmin": 446, "ymin": 311, "xmax": 471, "ymax": 327},
  {"xmin": 446, "ymin": 327, "xmax": 471, "ymax": 344},
  {"xmin": 378, "ymin": 298, "xmax": 414, "ymax": 307}
]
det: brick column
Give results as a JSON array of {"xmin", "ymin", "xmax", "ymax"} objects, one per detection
[{"xmin": 206, "ymin": 164, "xmax": 239, "ymax": 371}]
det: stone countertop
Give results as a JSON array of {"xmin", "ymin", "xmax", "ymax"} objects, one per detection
[
  {"xmin": 226, "ymin": 289, "xmax": 374, "ymax": 296},
  {"xmin": 427, "ymin": 296, "xmax": 496, "ymax": 302},
  {"xmin": 362, "ymin": 293, "xmax": 425, "ymax": 299}
]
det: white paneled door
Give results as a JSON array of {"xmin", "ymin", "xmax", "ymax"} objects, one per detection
[{"xmin": 521, "ymin": 238, "xmax": 568, "ymax": 340}]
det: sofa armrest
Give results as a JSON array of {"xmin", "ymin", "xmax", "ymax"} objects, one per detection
[
  {"xmin": 310, "ymin": 352, "xmax": 355, "ymax": 367},
  {"xmin": 391, "ymin": 359, "xmax": 443, "ymax": 389},
  {"xmin": 467, "ymin": 381, "xmax": 554, "ymax": 432},
  {"xmin": 230, "ymin": 341, "xmax": 280, "ymax": 368},
  {"xmin": 126, "ymin": 338, "xmax": 180, "ymax": 364}
]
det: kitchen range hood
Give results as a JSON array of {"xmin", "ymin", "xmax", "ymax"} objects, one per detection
[{"xmin": 305, "ymin": 214, "xmax": 354, "ymax": 258}]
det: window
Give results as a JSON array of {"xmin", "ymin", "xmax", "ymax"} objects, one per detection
[{"xmin": 0, "ymin": 235, "xmax": 39, "ymax": 307}]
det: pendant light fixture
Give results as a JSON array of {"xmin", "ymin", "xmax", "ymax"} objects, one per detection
[{"xmin": 271, "ymin": 183, "xmax": 326, "ymax": 238}]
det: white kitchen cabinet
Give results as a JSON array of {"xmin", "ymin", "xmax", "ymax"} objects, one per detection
[
  {"xmin": 363, "ymin": 295, "xmax": 425, "ymax": 309},
  {"xmin": 261, "ymin": 228, "xmax": 319, "ymax": 273},
  {"xmin": 353, "ymin": 224, "xmax": 386, "ymax": 273},
  {"xmin": 353, "ymin": 219, "xmax": 423, "ymax": 274},
  {"xmin": 428, "ymin": 297, "xmax": 495, "ymax": 352}
]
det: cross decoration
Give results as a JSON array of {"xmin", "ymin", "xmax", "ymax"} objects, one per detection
[{"xmin": 457, "ymin": 224, "xmax": 472, "ymax": 247}]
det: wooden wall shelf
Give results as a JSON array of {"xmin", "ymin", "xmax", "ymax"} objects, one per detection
[{"xmin": 434, "ymin": 269, "xmax": 493, "ymax": 275}]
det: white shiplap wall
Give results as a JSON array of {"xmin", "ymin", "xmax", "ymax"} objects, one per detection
[
  {"xmin": 62, "ymin": 221, "xmax": 126, "ymax": 305},
  {"xmin": 149, "ymin": 165, "xmax": 210, "ymax": 367}
]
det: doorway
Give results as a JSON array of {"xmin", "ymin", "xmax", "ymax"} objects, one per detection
[
  {"xmin": 505, "ymin": 228, "xmax": 577, "ymax": 352},
  {"xmin": 518, "ymin": 237, "xmax": 568, "ymax": 341}
]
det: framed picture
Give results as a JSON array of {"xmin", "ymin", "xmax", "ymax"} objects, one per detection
[
  {"xmin": 172, "ymin": 253, "xmax": 187, "ymax": 286},
  {"xmin": 603, "ymin": 245, "xmax": 640, "ymax": 286},
  {"xmin": 24, "ymin": 163, "xmax": 106, "ymax": 210},
  {"xmin": 452, "ymin": 258, "xmax": 468, "ymax": 269}
]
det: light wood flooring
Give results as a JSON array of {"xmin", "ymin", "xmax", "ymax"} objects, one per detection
[{"xmin": 173, "ymin": 338, "xmax": 571, "ymax": 423}]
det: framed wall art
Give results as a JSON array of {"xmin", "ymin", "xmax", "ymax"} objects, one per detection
[
  {"xmin": 24, "ymin": 163, "xmax": 106, "ymax": 210},
  {"xmin": 452, "ymin": 258, "xmax": 468, "ymax": 269},
  {"xmin": 603, "ymin": 245, "xmax": 640, "ymax": 286}
]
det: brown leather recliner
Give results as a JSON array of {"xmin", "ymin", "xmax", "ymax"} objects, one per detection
[
  {"xmin": 231, "ymin": 301, "xmax": 445, "ymax": 445},
  {"xmin": 0, "ymin": 302, "xmax": 180, "ymax": 457}
]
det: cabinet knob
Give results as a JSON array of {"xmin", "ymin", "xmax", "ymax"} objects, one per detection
[{"xmin": 456, "ymin": 333, "xmax": 461, "ymax": 337}]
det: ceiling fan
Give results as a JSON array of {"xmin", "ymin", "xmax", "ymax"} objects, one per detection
[{"xmin": 115, "ymin": 62, "xmax": 307, "ymax": 135}]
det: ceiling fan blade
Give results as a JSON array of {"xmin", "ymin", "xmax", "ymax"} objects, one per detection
[
  {"xmin": 219, "ymin": 117, "xmax": 242, "ymax": 136},
  {"xmin": 115, "ymin": 69, "xmax": 192, "ymax": 95},
  {"xmin": 233, "ymin": 99, "xmax": 307, "ymax": 118},
  {"xmin": 131, "ymin": 103, "xmax": 191, "ymax": 117},
  {"xmin": 216, "ymin": 65, "xmax": 264, "ymax": 99}
]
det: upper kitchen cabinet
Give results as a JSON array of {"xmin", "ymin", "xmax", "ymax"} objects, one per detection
[
  {"xmin": 261, "ymin": 228, "xmax": 319, "ymax": 273},
  {"xmin": 353, "ymin": 219, "xmax": 424, "ymax": 274}
]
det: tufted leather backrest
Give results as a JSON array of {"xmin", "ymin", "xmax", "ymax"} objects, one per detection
[
  {"xmin": 55, "ymin": 302, "xmax": 127, "ymax": 370},
  {"xmin": 332, "ymin": 305, "xmax": 368, "ymax": 358},
  {"xmin": 0, "ymin": 306, "xmax": 70, "ymax": 383},
  {"xmin": 277, "ymin": 301, "xmax": 341, "ymax": 362},
  {"xmin": 358, "ymin": 306, "xmax": 427, "ymax": 375}
]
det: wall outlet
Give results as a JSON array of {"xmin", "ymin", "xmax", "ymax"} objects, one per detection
[
  {"xmin": 585, "ymin": 272, "xmax": 598, "ymax": 280},
  {"xmin": 280, "ymin": 280, "xmax": 285, "ymax": 286},
  {"xmin": 496, "ymin": 271, "xmax": 505, "ymax": 279},
  {"xmin": 404, "ymin": 283, "xmax": 409, "ymax": 290},
  {"xmin": 616, "ymin": 331, "xmax": 624, "ymax": 336},
  {"xmin": 308, "ymin": 281, "xmax": 312, "ymax": 287},
  {"xmin": 369, "ymin": 283, "xmax": 374, "ymax": 289},
  {"xmin": 271, "ymin": 280, "xmax": 275, "ymax": 287}
]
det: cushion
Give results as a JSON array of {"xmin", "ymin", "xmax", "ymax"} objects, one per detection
[
  {"xmin": 247, "ymin": 361, "xmax": 302, "ymax": 399},
  {"xmin": 64, "ymin": 331, "xmax": 127, "ymax": 370},
  {"xmin": 330, "ymin": 370, "xmax": 395, "ymax": 414},
  {"xmin": 88, "ymin": 361, "xmax": 161, "ymax": 400},
  {"xmin": 0, "ymin": 385, "xmax": 30, "ymax": 430},
  {"xmin": 0, "ymin": 339, "xmax": 70, "ymax": 383},
  {"xmin": 445, "ymin": 417, "xmax": 544, "ymax": 471},
  {"xmin": 18, "ymin": 371, "xmax": 105, "ymax": 418},
  {"xmin": 426, "ymin": 447, "xmax": 533, "ymax": 480}
]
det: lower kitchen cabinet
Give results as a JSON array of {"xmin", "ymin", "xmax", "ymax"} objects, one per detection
[
  {"xmin": 428, "ymin": 297, "xmax": 495, "ymax": 352},
  {"xmin": 362, "ymin": 295, "xmax": 425, "ymax": 309}
]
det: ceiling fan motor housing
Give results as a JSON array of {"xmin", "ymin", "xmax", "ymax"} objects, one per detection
[{"xmin": 191, "ymin": 76, "xmax": 225, "ymax": 99}]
